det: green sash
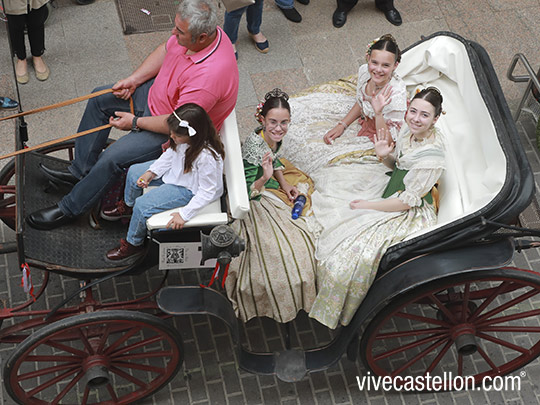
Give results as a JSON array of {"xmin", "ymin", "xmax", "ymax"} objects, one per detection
[{"xmin": 381, "ymin": 168, "xmax": 433, "ymax": 205}]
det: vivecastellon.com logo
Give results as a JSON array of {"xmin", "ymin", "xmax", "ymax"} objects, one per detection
[{"xmin": 356, "ymin": 371, "xmax": 525, "ymax": 392}]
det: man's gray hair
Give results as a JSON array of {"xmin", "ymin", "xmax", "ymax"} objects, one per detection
[{"xmin": 177, "ymin": 0, "xmax": 218, "ymax": 40}]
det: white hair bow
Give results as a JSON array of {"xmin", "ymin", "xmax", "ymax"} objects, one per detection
[{"xmin": 173, "ymin": 111, "xmax": 197, "ymax": 136}]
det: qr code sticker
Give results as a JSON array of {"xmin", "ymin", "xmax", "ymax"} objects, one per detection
[{"xmin": 166, "ymin": 247, "xmax": 185, "ymax": 264}]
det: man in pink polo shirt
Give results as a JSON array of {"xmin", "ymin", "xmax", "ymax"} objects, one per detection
[{"xmin": 28, "ymin": 0, "xmax": 239, "ymax": 230}]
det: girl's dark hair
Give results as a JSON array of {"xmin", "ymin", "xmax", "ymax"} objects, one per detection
[
  {"xmin": 166, "ymin": 103, "xmax": 225, "ymax": 173},
  {"xmin": 259, "ymin": 88, "xmax": 291, "ymax": 119},
  {"xmin": 412, "ymin": 87, "xmax": 444, "ymax": 117},
  {"xmin": 369, "ymin": 34, "xmax": 401, "ymax": 63}
]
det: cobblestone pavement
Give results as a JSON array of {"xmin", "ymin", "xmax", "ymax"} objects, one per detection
[{"xmin": 1, "ymin": 0, "xmax": 540, "ymax": 404}]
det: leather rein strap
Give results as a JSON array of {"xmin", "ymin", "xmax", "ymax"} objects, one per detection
[{"xmin": 0, "ymin": 88, "xmax": 134, "ymax": 161}]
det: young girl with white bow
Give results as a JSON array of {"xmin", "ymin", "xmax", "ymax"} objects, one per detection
[{"xmin": 105, "ymin": 103, "xmax": 225, "ymax": 262}]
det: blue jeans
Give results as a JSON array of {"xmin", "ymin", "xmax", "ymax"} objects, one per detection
[
  {"xmin": 58, "ymin": 80, "xmax": 168, "ymax": 217},
  {"xmin": 275, "ymin": 0, "xmax": 294, "ymax": 9},
  {"xmin": 223, "ymin": 0, "xmax": 264, "ymax": 44},
  {"xmin": 124, "ymin": 161, "xmax": 194, "ymax": 246}
]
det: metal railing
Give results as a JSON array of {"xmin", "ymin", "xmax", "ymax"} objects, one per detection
[{"xmin": 507, "ymin": 53, "xmax": 540, "ymax": 122}]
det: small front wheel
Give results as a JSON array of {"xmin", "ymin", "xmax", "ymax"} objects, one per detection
[{"xmin": 4, "ymin": 310, "xmax": 183, "ymax": 404}]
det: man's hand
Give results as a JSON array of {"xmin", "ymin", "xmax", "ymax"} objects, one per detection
[
  {"xmin": 112, "ymin": 77, "xmax": 137, "ymax": 100},
  {"xmin": 109, "ymin": 111, "xmax": 135, "ymax": 131},
  {"xmin": 167, "ymin": 212, "xmax": 186, "ymax": 230}
]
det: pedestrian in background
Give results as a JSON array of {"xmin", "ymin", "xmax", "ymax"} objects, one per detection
[{"xmin": 4, "ymin": 0, "xmax": 50, "ymax": 83}]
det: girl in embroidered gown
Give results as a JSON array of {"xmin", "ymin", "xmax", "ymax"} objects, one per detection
[
  {"xmin": 282, "ymin": 34, "xmax": 408, "ymax": 175},
  {"xmin": 225, "ymin": 89, "xmax": 318, "ymax": 323},
  {"xmin": 307, "ymin": 87, "xmax": 446, "ymax": 329}
]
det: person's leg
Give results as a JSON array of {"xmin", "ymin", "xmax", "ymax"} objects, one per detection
[
  {"xmin": 26, "ymin": 4, "xmax": 47, "ymax": 59},
  {"xmin": 223, "ymin": 7, "xmax": 246, "ymax": 44},
  {"xmin": 58, "ymin": 128, "xmax": 168, "ymax": 217},
  {"xmin": 246, "ymin": 0, "xmax": 264, "ymax": 35},
  {"xmin": 123, "ymin": 160, "xmax": 163, "ymax": 206},
  {"xmin": 126, "ymin": 184, "xmax": 194, "ymax": 246},
  {"xmin": 333, "ymin": 0, "xmax": 358, "ymax": 28},
  {"xmin": 5, "ymin": 13, "xmax": 29, "ymax": 82},
  {"xmin": 5, "ymin": 13, "xmax": 27, "ymax": 60},
  {"xmin": 70, "ymin": 80, "xmax": 153, "ymax": 178},
  {"xmin": 375, "ymin": 0, "xmax": 393, "ymax": 11}
]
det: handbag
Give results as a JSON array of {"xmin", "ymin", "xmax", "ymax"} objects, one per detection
[{"xmin": 220, "ymin": 0, "xmax": 255, "ymax": 12}]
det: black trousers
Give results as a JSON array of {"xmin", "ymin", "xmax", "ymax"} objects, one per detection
[
  {"xmin": 6, "ymin": 4, "xmax": 48, "ymax": 60},
  {"xmin": 337, "ymin": 0, "xmax": 394, "ymax": 12}
]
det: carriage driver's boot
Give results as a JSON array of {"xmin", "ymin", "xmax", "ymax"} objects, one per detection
[
  {"xmin": 39, "ymin": 163, "xmax": 79, "ymax": 188},
  {"xmin": 106, "ymin": 239, "xmax": 144, "ymax": 262},
  {"xmin": 26, "ymin": 204, "xmax": 75, "ymax": 230}
]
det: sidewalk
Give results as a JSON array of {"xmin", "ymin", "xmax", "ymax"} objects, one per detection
[{"xmin": 1, "ymin": 0, "xmax": 540, "ymax": 404}]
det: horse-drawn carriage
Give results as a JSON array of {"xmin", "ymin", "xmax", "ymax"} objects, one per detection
[{"xmin": 0, "ymin": 31, "xmax": 540, "ymax": 404}]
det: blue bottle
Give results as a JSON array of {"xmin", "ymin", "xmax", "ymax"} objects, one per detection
[{"xmin": 291, "ymin": 195, "xmax": 307, "ymax": 220}]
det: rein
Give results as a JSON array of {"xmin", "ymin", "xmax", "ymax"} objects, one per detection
[{"xmin": 0, "ymin": 88, "xmax": 134, "ymax": 160}]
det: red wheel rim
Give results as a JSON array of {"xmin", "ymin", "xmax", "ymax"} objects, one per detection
[
  {"xmin": 7, "ymin": 316, "xmax": 182, "ymax": 404},
  {"xmin": 364, "ymin": 272, "xmax": 540, "ymax": 389}
]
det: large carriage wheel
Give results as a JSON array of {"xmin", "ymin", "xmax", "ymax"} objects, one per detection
[
  {"xmin": 0, "ymin": 141, "xmax": 76, "ymax": 230},
  {"xmin": 360, "ymin": 268, "xmax": 540, "ymax": 389},
  {"xmin": 4, "ymin": 310, "xmax": 183, "ymax": 404}
]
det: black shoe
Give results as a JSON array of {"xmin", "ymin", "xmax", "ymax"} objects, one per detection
[
  {"xmin": 279, "ymin": 7, "xmax": 302, "ymax": 23},
  {"xmin": 39, "ymin": 163, "xmax": 79, "ymax": 187},
  {"xmin": 296, "ymin": 0, "xmax": 309, "ymax": 4},
  {"xmin": 26, "ymin": 204, "xmax": 74, "ymax": 230},
  {"xmin": 76, "ymin": 0, "xmax": 95, "ymax": 4},
  {"xmin": 382, "ymin": 8, "xmax": 402, "ymax": 26},
  {"xmin": 332, "ymin": 8, "xmax": 348, "ymax": 28}
]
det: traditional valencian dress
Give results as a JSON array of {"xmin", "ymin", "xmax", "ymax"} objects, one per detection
[
  {"xmin": 306, "ymin": 126, "xmax": 445, "ymax": 329},
  {"xmin": 225, "ymin": 130, "xmax": 318, "ymax": 323},
  {"xmin": 282, "ymin": 64, "xmax": 407, "ymax": 175}
]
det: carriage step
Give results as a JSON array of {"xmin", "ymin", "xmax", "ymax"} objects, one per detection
[{"xmin": 275, "ymin": 350, "xmax": 307, "ymax": 382}]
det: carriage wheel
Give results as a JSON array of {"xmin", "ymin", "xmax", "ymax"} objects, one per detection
[
  {"xmin": 360, "ymin": 268, "xmax": 540, "ymax": 389},
  {"xmin": 4, "ymin": 310, "xmax": 183, "ymax": 404},
  {"xmin": 0, "ymin": 141, "xmax": 76, "ymax": 230}
]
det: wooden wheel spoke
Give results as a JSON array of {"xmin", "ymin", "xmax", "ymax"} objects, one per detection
[
  {"xmin": 96, "ymin": 326, "xmax": 111, "ymax": 353},
  {"xmin": 19, "ymin": 363, "xmax": 81, "ymax": 381},
  {"xmin": 376, "ymin": 327, "xmax": 448, "ymax": 340},
  {"xmin": 476, "ymin": 345, "xmax": 500, "ymax": 373},
  {"xmin": 457, "ymin": 354, "xmax": 463, "ymax": 376},
  {"xmin": 113, "ymin": 360, "xmax": 167, "ymax": 374},
  {"xmin": 390, "ymin": 337, "xmax": 447, "ymax": 377},
  {"xmin": 106, "ymin": 383, "xmax": 119, "ymax": 402},
  {"xmin": 25, "ymin": 355, "xmax": 80, "ymax": 363},
  {"xmin": 45, "ymin": 339, "xmax": 87, "ymax": 358},
  {"xmin": 478, "ymin": 308, "xmax": 540, "ymax": 328},
  {"xmin": 395, "ymin": 311, "xmax": 449, "ymax": 327},
  {"xmin": 374, "ymin": 332, "xmax": 447, "ymax": 361},
  {"xmin": 76, "ymin": 328, "xmax": 95, "ymax": 355},
  {"xmin": 104, "ymin": 326, "xmax": 143, "ymax": 355},
  {"xmin": 481, "ymin": 326, "xmax": 540, "ymax": 333},
  {"xmin": 26, "ymin": 367, "xmax": 80, "ymax": 397},
  {"xmin": 116, "ymin": 350, "xmax": 173, "ymax": 361},
  {"xmin": 428, "ymin": 293, "xmax": 458, "ymax": 324},
  {"xmin": 473, "ymin": 288, "xmax": 539, "ymax": 323},
  {"xmin": 469, "ymin": 281, "xmax": 511, "ymax": 322},
  {"xmin": 51, "ymin": 371, "xmax": 84, "ymax": 405},
  {"xmin": 110, "ymin": 334, "xmax": 165, "ymax": 357},
  {"xmin": 476, "ymin": 332, "xmax": 531, "ymax": 354},
  {"xmin": 82, "ymin": 386, "xmax": 90, "ymax": 405},
  {"xmin": 109, "ymin": 365, "xmax": 148, "ymax": 388},
  {"xmin": 424, "ymin": 340, "xmax": 453, "ymax": 375}
]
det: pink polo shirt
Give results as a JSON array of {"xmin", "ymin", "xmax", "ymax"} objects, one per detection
[{"xmin": 147, "ymin": 27, "xmax": 239, "ymax": 132}]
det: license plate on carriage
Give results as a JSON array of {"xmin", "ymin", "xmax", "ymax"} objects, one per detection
[{"xmin": 157, "ymin": 242, "xmax": 217, "ymax": 270}]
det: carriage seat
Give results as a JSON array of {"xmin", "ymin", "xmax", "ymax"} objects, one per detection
[{"xmin": 146, "ymin": 109, "xmax": 250, "ymax": 231}]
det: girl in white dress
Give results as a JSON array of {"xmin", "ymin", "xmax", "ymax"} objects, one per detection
[{"xmin": 308, "ymin": 87, "xmax": 446, "ymax": 329}]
